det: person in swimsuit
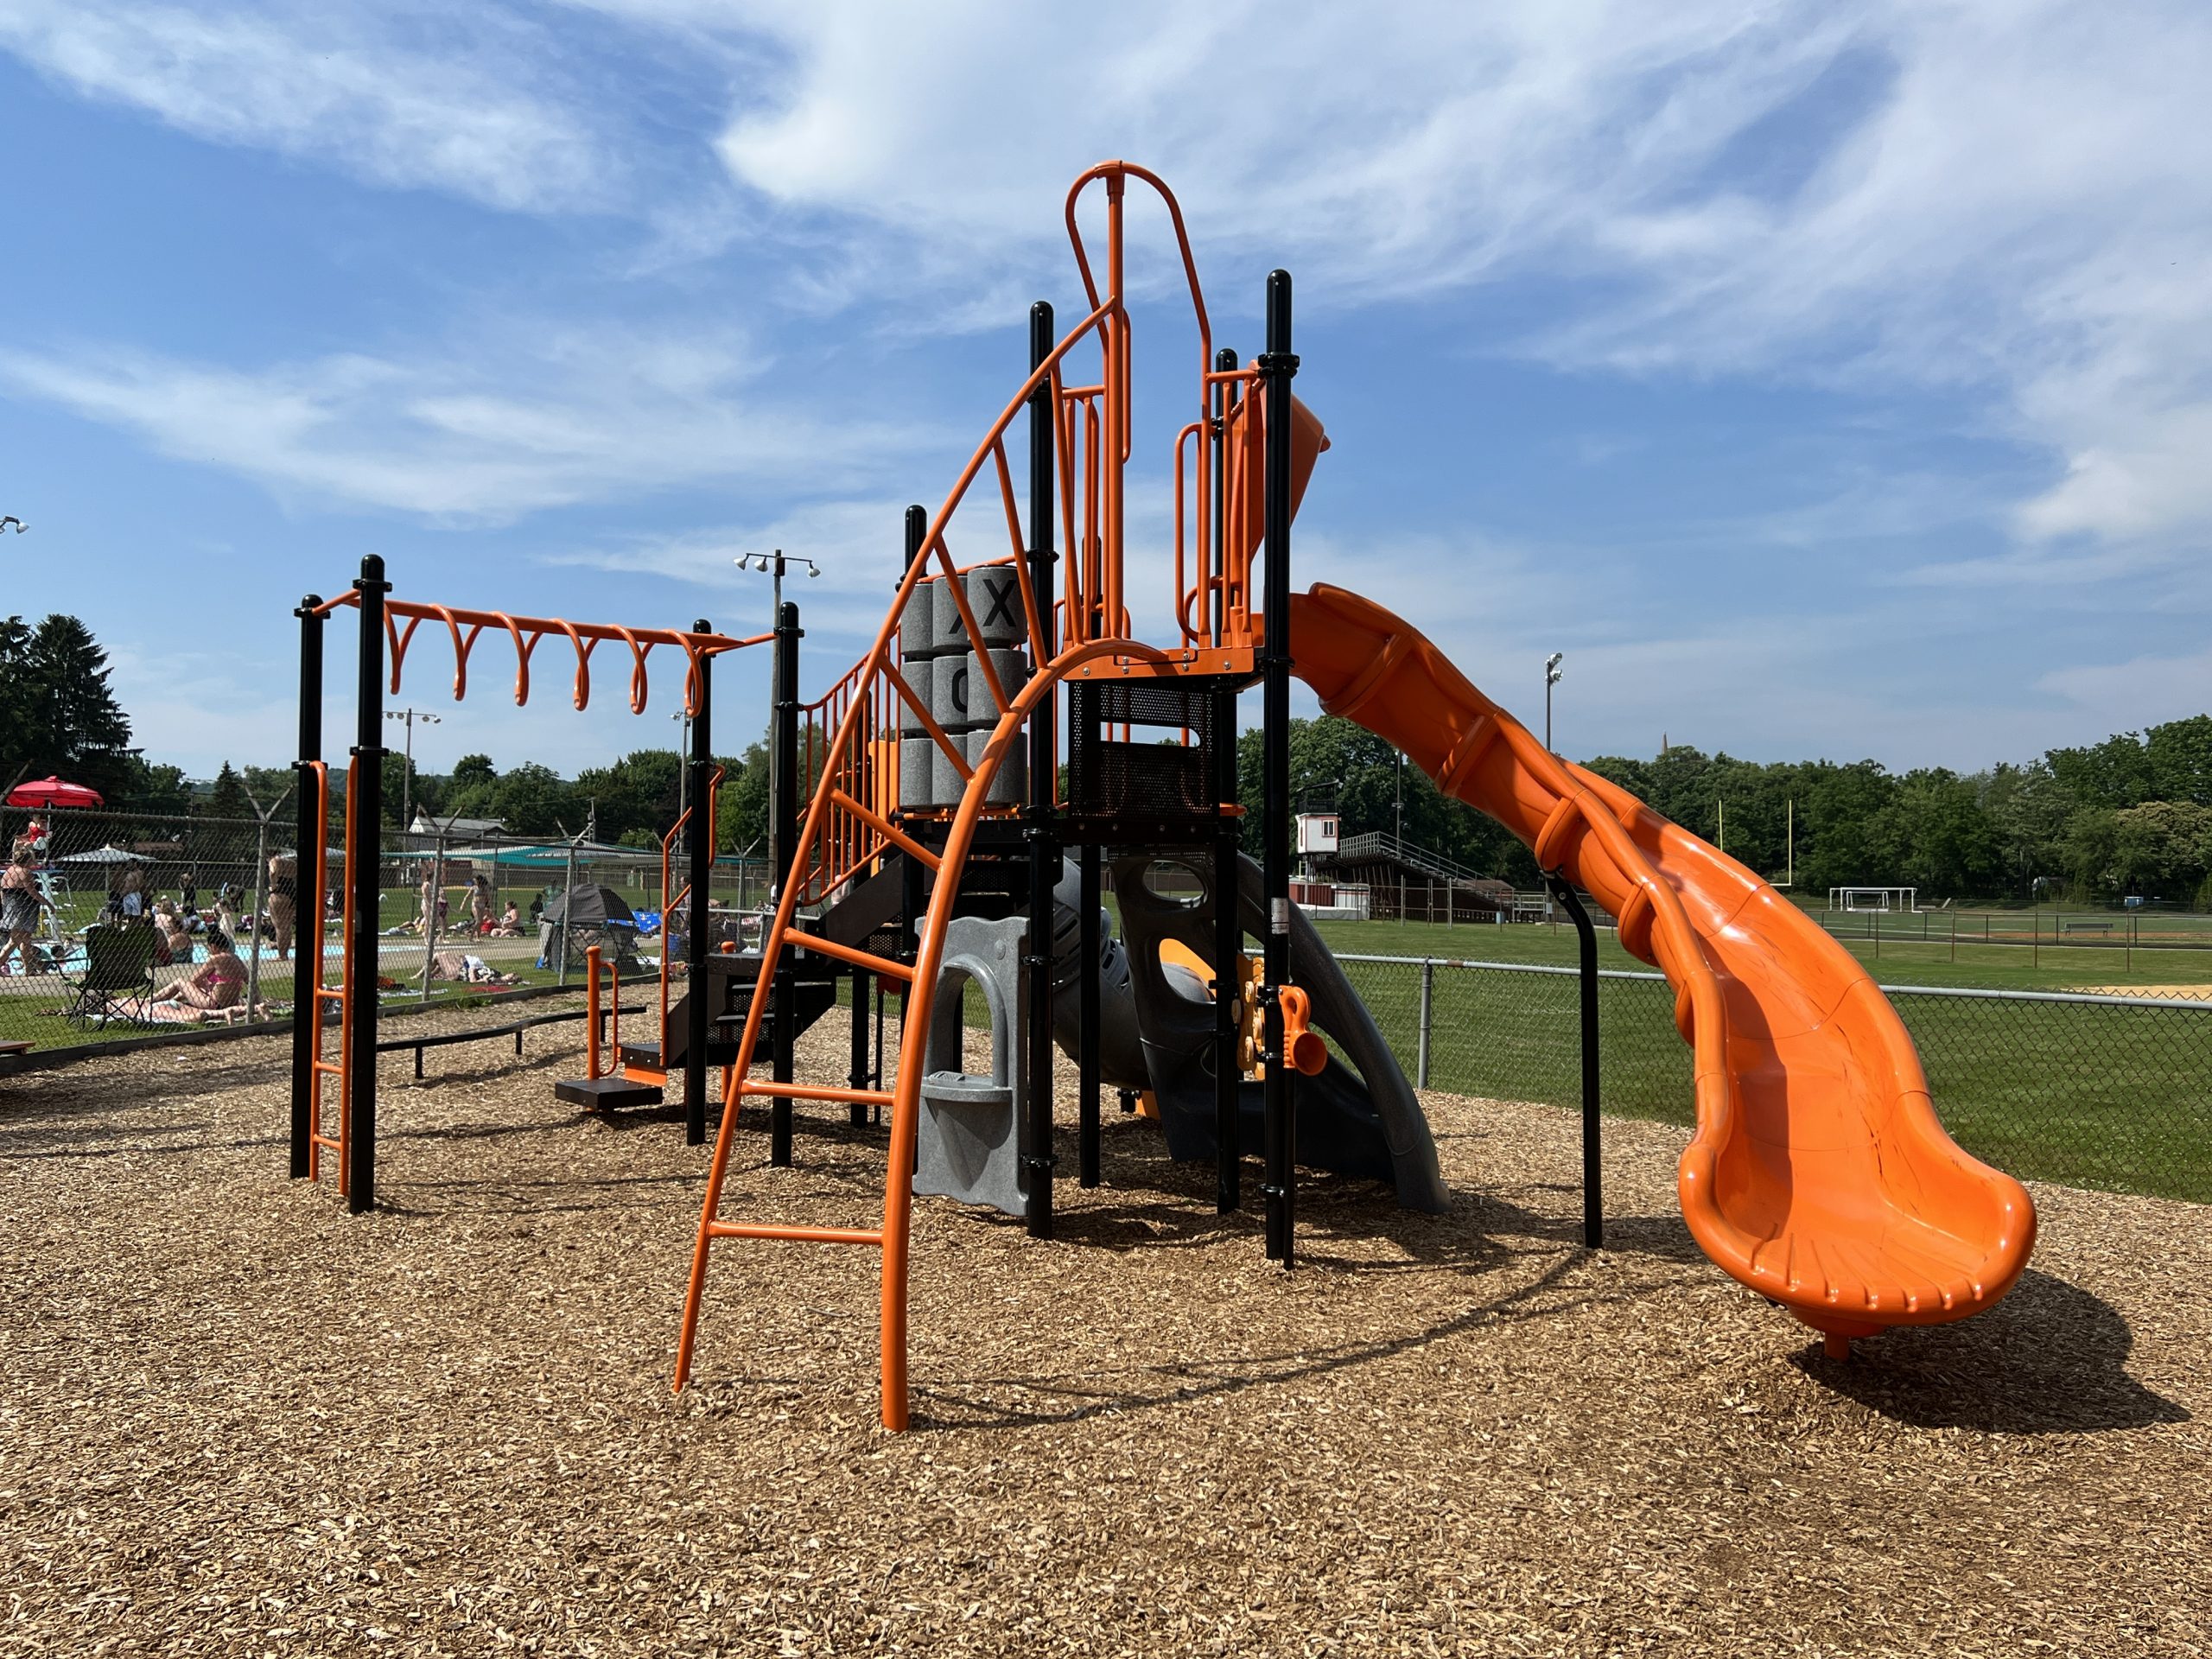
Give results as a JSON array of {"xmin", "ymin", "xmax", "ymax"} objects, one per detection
[
  {"xmin": 0, "ymin": 854, "xmax": 54, "ymax": 976},
  {"xmin": 154, "ymin": 907, "xmax": 194, "ymax": 968},
  {"xmin": 140, "ymin": 929, "xmax": 246, "ymax": 1019},
  {"xmin": 110, "ymin": 865, "xmax": 148, "ymax": 922},
  {"xmin": 469, "ymin": 874, "xmax": 493, "ymax": 934},
  {"xmin": 268, "ymin": 853, "xmax": 298, "ymax": 962}
]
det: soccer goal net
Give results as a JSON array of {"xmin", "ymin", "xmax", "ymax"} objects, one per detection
[{"xmin": 1827, "ymin": 887, "xmax": 1917, "ymax": 913}]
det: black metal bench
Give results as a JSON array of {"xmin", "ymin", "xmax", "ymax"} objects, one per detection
[{"xmin": 380, "ymin": 1001, "xmax": 647, "ymax": 1079}]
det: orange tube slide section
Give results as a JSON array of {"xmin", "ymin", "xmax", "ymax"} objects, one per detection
[{"xmin": 1290, "ymin": 584, "xmax": 2036, "ymax": 1351}]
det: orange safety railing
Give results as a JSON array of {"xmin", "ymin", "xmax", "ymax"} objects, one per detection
[
  {"xmin": 303, "ymin": 758, "xmax": 352, "ymax": 1190},
  {"xmin": 675, "ymin": 162, "xmax": 1274, "ymax": 1430},
  {"xmin": 795, "ymin": 657, "xmax": 913, "ymax": 904},
  {"xmin": 583, "ymin": 944, "xmax": 620, "ymax": 1078}
]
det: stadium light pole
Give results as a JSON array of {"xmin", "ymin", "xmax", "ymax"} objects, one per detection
[
  {"xmin": 671, "ymin": 709, "xmax": 691, "ymax": 817},
  {"xmin": 1544, "ymin": 652, "xmax": 1565, "ymax": 752},
  {"xmin": 384, "ymin": 708, "xmax": 441, "ymax": 835}
]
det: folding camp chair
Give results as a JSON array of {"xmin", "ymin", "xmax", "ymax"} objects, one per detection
[{"xmin": 63, "ymin": 923, "xmax": 159, "ymax": 1028}]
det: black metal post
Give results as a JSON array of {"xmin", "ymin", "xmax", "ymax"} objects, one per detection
[
  {"xmin": 1258, "ymin": 270, "xmax": 1298, "ymax": 1262},
  {"xmin": 769, "ymin": 598, "xmax": 801, "ymax": 1166},
  {"xmin": 684, "ymin": 618, "xmax": 714, "ymax": 1147},
  {"xmin": 1024, "ymin": 300, "xmax": 1061, "ymax": 1231},
  {"xmin": 1214, "ymin": 684, "xmax": 1242, "ymax": 1211},
  {"xmin": 848, "ymin": 963, "xmax": 870, "ymax": 1126},
  {"xmin": 1547, "ymin": 875, "xmax": 1604, "ymax": 1247},
  {"xmin": 290, "ymin": 594, "xmax": 324, "ymax": 1179},
  {"xmin": 347, "ymin": 556, "xmax": 388, "ymax": 1215},
  {"xmin": 873, "ymin": 973, "xmax": 886, "ymax": 1094},
  {"xmin": 1077, "ymin": 836, "xmax": 1101, "ymax": 1185}
]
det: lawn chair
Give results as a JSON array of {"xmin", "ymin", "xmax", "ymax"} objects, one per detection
[{"xmin": 64, "ymin": 923, "xmax": 159, "ymax": 1029}]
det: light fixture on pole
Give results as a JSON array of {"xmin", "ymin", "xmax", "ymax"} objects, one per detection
[
  {"xmin": 734, "ymin": 549, "xmax": 821, "ymax": 624},
  {"xmin": 1544, "ymin": 652, "xmax": 1565, "ymax": 753},
  {"xmin": 384, "ymin": 708, "xmax": 442, "ymax": 834},
  {"xmin": 734, "ymin": 550, "xmax": 821, "ymax": 888},
  {"xmin": 0, "ymin": 517, "xmax": 26, "ymax": 535}
]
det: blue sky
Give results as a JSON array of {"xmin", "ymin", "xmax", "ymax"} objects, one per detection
[{"xmin": 1, "ymin": 2, "xmax": 2206, "ymax": 783}]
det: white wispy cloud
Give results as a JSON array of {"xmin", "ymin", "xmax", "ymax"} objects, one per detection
[
  {"xmin": 0, "ymin": 0, "xmax": 613, "ymax": 211},
  {"xmin": 672, "ymin": 1, "xmax": 2212, "ymax": 563},
  {"xmin": 0, "ymin": 325, "xmax": 924, "ymax": 520},
  {"xmin": 12, "ymin": 0, "xmax": 2212, "ymax": 584}
]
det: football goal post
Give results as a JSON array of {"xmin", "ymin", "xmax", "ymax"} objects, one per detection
[{"xmin": 1827, "ymin": 887, "xmax": 1917, "ymax": 913}]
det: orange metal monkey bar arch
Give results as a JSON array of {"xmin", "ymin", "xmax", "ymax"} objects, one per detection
[{"xmin": 290, "ymin": 576, "xmax": 770, "ymax": 1211}]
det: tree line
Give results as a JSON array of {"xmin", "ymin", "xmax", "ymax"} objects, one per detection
[
  {"xmin": 0, "ymin": 613, "xmax": 191, "ymax": 808},
  {"xmin": 13, "ymin": 610, "xmax": 2208, "ymax": 906},
  {"xmin": 1244, "ymin": 713, "xmax": 2212, "ymax": 908}
]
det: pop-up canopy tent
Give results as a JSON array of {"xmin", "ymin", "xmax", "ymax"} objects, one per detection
[
  {"xmin": 539, "ymin": 882, "xmax": 644, "ymax": 969},
  {"xmin": 541, "ymin": 882, "xmax": 639, "ymax": 931}
]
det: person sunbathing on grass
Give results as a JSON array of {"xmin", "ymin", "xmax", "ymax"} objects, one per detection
[
  {"xmin": 419, "ymin": 949, "xmax": 524, "ymax": 987},
  {"xmin": 136, "ymin": 931, "xmax": 246, "ymax": 1020}
]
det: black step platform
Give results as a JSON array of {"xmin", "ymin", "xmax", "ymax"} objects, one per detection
[{"xmin": 553, "ymin": 1075, "xmax": 665, "ymax": 1110}]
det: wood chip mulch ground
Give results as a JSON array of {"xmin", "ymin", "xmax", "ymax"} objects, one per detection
[{"xmin": 3, "ymin": 995, "xmax": 2206, "ymax": 1656}]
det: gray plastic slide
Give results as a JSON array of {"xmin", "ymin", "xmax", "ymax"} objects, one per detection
[{"xmin": 1050, "ymin": 853, "xmax": 1447, "ymax": 1212}]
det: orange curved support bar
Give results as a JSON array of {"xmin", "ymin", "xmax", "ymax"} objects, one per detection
[{"xmin": 1287, "ymin": 582, "xmax": 2037, "ymax": 1348}]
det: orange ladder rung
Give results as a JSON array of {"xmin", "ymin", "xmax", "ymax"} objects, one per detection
[
  {"xmin": 707, "ymin": 1222, "xmax": 883, "ymax": 1246},
  {"xmin": 779, "ymin": 927, "xmax": 913, "ymax": 982}
]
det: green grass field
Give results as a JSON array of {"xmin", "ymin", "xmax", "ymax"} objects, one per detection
[
  {"xmin": 1329, "ymin": 946, "xmax": 2212, "ymax": 1205},
  {"xmin": 1311, "ymin": 913, "xmax": 2212, "ymax": 995}
]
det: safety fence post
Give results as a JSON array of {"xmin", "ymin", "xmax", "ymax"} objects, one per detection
[
  {"xmin": 556, "ymin": 841, "xmax": 577, "ymax": 986},
  {"xmin": 245, "ymin": 815, "xmax": 270, "ymax": 1017},
  {"xmin": 417, "ymin": 825, "xmax": 444, "ymax": 1002},
  {"xmin": 1416, "ymin": 957, "xmax": 1433, "ymax": 1089}
]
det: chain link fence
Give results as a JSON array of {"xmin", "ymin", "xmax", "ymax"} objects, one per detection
[
  {"xmin": 1, "ymin": 804, "xmax": 774, "ymax": 1060},
  {"xmin": 1811, "ymin": 906, "xmax": 2212, "ymax": 985},
  {"xmin": 1337, "ymin": 953, "xmax": 2212, "ymax": 1205}
]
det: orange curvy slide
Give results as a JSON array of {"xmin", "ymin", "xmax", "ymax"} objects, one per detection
[{"xmin": 1290, "ymin": 584, "xmax": 2037, "ymax": 1355}]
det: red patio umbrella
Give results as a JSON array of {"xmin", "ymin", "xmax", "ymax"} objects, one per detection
[{"xmin": 5, "ymin": 776, "xmax": 105, "ymax": 809}]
